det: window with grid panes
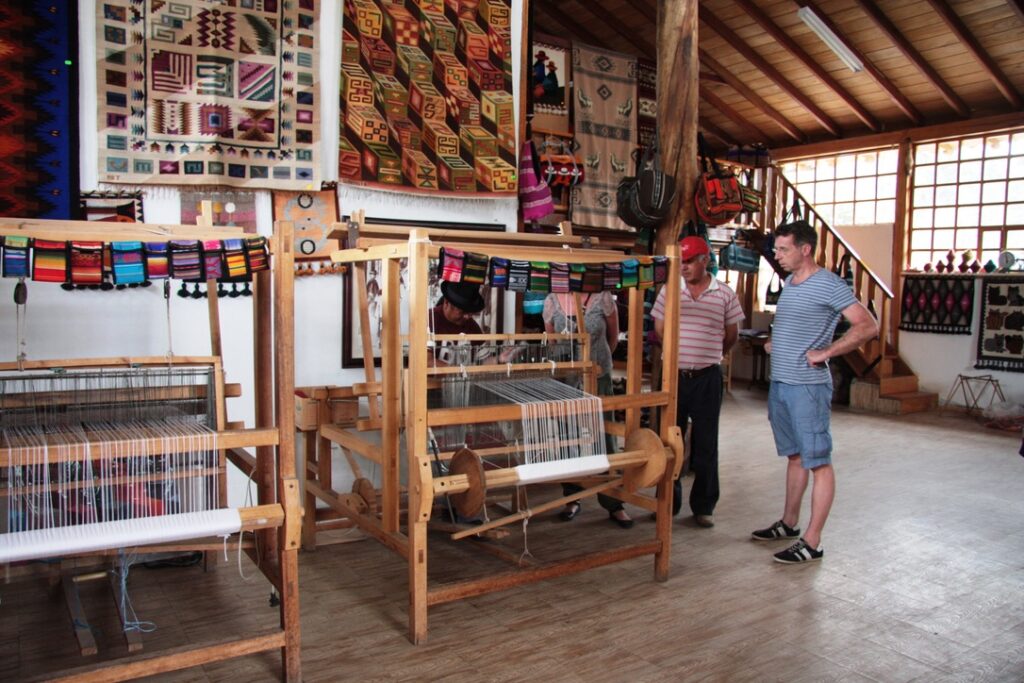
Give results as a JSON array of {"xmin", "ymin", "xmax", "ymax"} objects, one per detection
[
  {"xmin": 779, "ymin": 148, "xmax": 899, "ymax": 228},
  {"xmin": 909, "ymin": 130, "xmax": 1024, "ymax": 270}
]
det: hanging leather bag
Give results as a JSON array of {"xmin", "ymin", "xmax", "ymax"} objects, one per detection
[
  {"xmin": 635, "ymin": 140, "xmax": 677, "ymax": 218},
  {"xmin": 764, "ymin": 272, "xmax": 783, "ymax": 305},
  {"xmin": 694, "ymin": 133, "xmax": 742, "ymax": 225}
]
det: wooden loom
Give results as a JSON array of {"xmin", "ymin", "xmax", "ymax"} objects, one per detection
[
  {"xmin": 302, "ymin": 214, "xmax": 684, "ymax": 643},
  {"xmin": 0, "ymin": 217, "xmax": 302, "ymax": 681}
]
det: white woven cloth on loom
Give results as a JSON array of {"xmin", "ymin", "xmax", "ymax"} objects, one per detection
[{"xmin": 0, "ymin": 508, "xmax": 242, "ymax": 564}]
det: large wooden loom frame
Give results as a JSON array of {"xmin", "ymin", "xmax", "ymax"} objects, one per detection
[
  {"xmin": 0, "ymin": 217, "xmax": 302, "ymax": 681},
  {"xmin": 303, "ymin": 214, "xmax": 684, "ymax": 643}
]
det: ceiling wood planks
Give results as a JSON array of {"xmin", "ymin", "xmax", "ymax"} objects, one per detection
[
  {"xmin": 574, "ymin": 0, "xmax": 656, "ymax": 59},
  {"xmin": 700, "ymin": 84, "xmax": 772, "ymax": 142}
]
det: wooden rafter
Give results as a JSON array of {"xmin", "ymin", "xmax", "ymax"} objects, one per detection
[
  {"xmin": 923, "ymin": 0, "xmax": 1023, "ymax": 108},
  {"xmin": 700, "ymin": 70, "xmax": 728, "ymax": 86},
  {"xmin": 535, "ymin": 3, "xmax": 604, "ymax": 47},
  {"xmin": 622, "ymin": 0, "xmax": 657, "ymax": 24},
  {"xmin": 700, "ymin": 86, "xmax": 771, "ymax": 143},
  {"xmin": 572, "ymin": 0, "xmax": 655, "ymax": 59},
  {"xmin": 699, "ymin": 118, "xmax": 737, "ymax": 147},
  {"xmin": 699, "ymin": 49, "xmax": 807, "ymax": 144},
  {"xmin": 698, "ymin": 9, "xmax": 841, "ymax": 137},
  {"xmin": 797, "ymin": 1, "xmax": 922, "ymax": 126},
  {"xmin": 1009, "ymin": 0, "xmax": 1024, "ymax": 23},
  {"xmin": 731, "ymin": 0, "xmax": 879, "ymax": 132},
  {"xmin": 851, "ymin": 0, "xmax": 969, "ymax": 118}
]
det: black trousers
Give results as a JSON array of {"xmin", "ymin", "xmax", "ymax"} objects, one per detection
[{"xmin": 673, "ymin": 365, "xmax": 723, "ymax": 517}]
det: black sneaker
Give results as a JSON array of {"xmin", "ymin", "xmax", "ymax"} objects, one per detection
[
  {"xmin": 773, "ymin": 538, "xmax": 823, "ymax": 564},
  {"xmin": 751, "ymin": 519, "xmax": 800, "ymax": 541}
]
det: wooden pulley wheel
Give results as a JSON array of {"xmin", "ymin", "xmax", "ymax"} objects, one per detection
[
  {"xmin": 352, "ymin": 477, "xmax": 377, "ymax": 514},
  {"xmin": 448, "ymin": 447, "xmax": 486, "ymax": 519},
  {"xmin": 621, "ymin": 428, "xmax": 667, "ymax": 493}
]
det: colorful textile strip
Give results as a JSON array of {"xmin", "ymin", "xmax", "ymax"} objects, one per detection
[
  {"xmin": 550, "ymin": 262, "xmax": 570, "ymax": 293},
  {"xmin": 245, "ymin": 237, "xmax": 269, "ymax": 272},
  {"xmin": 32, "ymin": 239, "xmax": 68, "ymax": 283},
  {"xmin": 603, "ymin": 262, "xmax": 622, "ymax": 290},
  {"xmin": 528, "ymin": 261, "xmax": 550, "ymax": 292},
  {"xmin": 569, "ymin": 263, "xmax": 585, "ymax": 292},
  {"xmin": 438, "ymin": 247, "xmax": 465, "ymax": 283},
  {"xmin": 489, "ymin": 257, "xmax": 509, "ymax": 289},
  {"xmin": 170, "ymin": 240, "xmax": 203, "ymax": 281},
  {"xmin": 621, "ymin": 259, "xmax": 639, "ymax": 289},
  {"xmin": 202, "ymin": 240, "xmax": 224, "ymax": 280},
  {"xmin": 462, "ymin": 251, "xmax": 489, "ymax": 285},
  {"xmin": 2, "ymin": 236, "xmax": 30, "ymax": 278},
  {"xmin": 145, "ymin": 242, "xmax": 169, "ymax": 279},
  {"xmin": 652, "ymin": 256, "xmax": 668, "ymax": 284},
  {"xmin": 637, "ymin": 257, "xmax": 654, "ymax": 289},
  {"xmin": 111, "ymin": 241, "xmax": 146, "ymax": 284},
  {"xmin": 508, "ymin": 260, "xmax": 530, "ymax": 292},
  {"xmin": 223, "ymin": 239, "xmax": 248, "ymax": 279},
  {"xmin": 69, "ymin": 241, "xmax": 104, "ymax": 285},
  {"xmin": 582, "ymin": 264, "xmax": 603, "ymax": 293}
]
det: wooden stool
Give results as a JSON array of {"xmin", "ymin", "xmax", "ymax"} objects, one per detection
[{"xmin": 942, "ymin": 374, "xmax": 1006, "ymax": 416}]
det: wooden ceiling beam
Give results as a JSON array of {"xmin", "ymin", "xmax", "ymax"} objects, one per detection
[
  {"xmin": 797, "ymin": 1, "xmax": 923, "ymax": 126},
  {"xmin": 923, "ymin": 0, "xmax": 1023, "ymax": 108},
  {"xmin": 534, "ymin": 3, "xmax": 604, "ymax": 48},
  {"xmin": 699, "ymin": 49, "xmax": 807, "ymax": 144},
  {"xmin": 1008, "ymin": 0, "xmax": 1024, "ymax": 24},
  {"xmin": 699, "ymin": 8, "xmax": 842, "ymax": 137},
  {"xmin": 699, "ymin": 118, "xmax": 738, "ymax": 147},
  {"xmin": 700, "ymin": 70, "xmax": 728, "ymax": 86},
  {"xmin": 621, "ymin": 0, "xmax": 657, "ymax": 25},
  {"xmin": 731, "ymin": 0, "xmax": 879, "ymax": 132},
  {"xmin": 851, "ymin": 0, "xmax": 969, "ymax": 118},
  {"xmin": 700, "ymin": 86, "xmax": 772, "ymax": 144},
  {"xmin": 572, "ymin": 0, "xmax": 656, "ymax": 59}
]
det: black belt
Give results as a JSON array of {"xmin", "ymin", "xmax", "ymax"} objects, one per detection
[{"xmin": 679, "ymin": 364, "xmax": 719, "ymax": 379}]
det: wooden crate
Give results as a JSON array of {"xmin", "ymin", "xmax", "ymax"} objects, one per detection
[
  {"xmin": 363, "ymin": 142, "xmax": 403, "ymax": 185},
  {"xmin": 338, "ymin": 136, "xmax": 361, "ymax": 180},
  {"xmin": 438, "ymin": 154, "xmax": 475, "ymax": 192},
  {"xmin": 387, "ymin": 115, "xmax": 423, "ymax": 150},
  {"xmin": 424, "ymin": 120, "xmax": 460, "ymax": 157},
  {"xmin": 409, "ymin": 80, "xmax": 446, "ymax": 121},
  {"xmin": 341, "ymin": 29, "xmax": 360, "ymax": 65},
  {"xmin": 396, "ymin": 44, "xmax": 433, "ymax": 84},
  {"xmin": 341, "ymin": 64, "xmax": 374, "ymax": 108},
  {"xmin": 347, "ymin": 0, "xmax": 383, "ymax": 39},
  {"xmin": 474, "ymin": 156, "xmax": 517, "ymax": 192},
  {"xmin": 346, "ymin": 105, "xmax": 389, "ymax": 145},
  {"xmin": 459, "ymin": 124, "xmax": 497, "ymax": 159},
  {"xmin": 479, "ymin": 0, "xmax": 510, "ymax": 29},
  {"xmin": 402, "ymin": 149, "xmax": 439, "ymax": 190},
  {"xmin": 419, "ymin": 10, "xmax": 457, "ymax": 54},
  {"xmin": 468, "ymin": 58, "xmax": 503, "ymax": 91},
  {"xmin": 434, "ymin": 52, "xmax": 468, "ymax": 90},
  {"xmin": 444, "ymin": 86, "xmax": 481, "ymax": 126},
  {"xmin": 383, "ymin": 3, "xmax": 419, "ymax": 46},
  {"xmin": 457, "ymin": 17, "xmax": 489, "ymax": 61},
  {"xmin": 373, "ymin": 73, "xmax": 408, "ymax": 119},
  {"xmin": 360, "ymin": 35, "xmax": 396, "ymax": 76}
]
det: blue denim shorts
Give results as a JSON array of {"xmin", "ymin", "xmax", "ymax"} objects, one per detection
[{"xmin": 767, "ymin": 382, "xmax": 833, "ymax": 469}]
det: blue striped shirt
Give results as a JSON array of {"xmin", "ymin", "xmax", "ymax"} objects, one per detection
[{"xmin": 771, "ymin": 269, "xmax": 858, "ymax": 385}]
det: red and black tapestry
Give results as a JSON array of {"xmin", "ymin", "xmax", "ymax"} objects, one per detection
[
  {"xmin": 339, "ymin": 0, "xmax": 517, "ymax": 195},
  {"xmin": 80, "ymin": 190, "xmax": 144, "ymax": 222},
  {"xmin": 976, "ymin": 276, "xmax": 1024, "ymax": 373},
  {"xmin": 636, "ymin": 57, "xmax": 656, "ymax": 152},
  {"xmin": 899, "ymin": 274, "xmax": 975, "ymax": 335},
  {"xmin": 0, "ymin": 1, "xmax": 78, "ymax": 218}
]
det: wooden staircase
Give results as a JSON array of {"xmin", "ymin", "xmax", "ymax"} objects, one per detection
[{"xmin": 766, "ymin": 170, "xmax": 937, "ymax": 415}]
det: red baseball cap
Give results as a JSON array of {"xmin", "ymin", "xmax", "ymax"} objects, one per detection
[{"xmin": 679, "ymin": 236, "xmax": 710, "ymax": 261}]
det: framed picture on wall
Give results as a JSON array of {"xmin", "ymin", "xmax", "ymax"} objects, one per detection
[{"xmin": 341, "ymin": 218, "xmax": 506, "ymax": 369}]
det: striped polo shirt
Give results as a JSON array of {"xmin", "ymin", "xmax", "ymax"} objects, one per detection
[
  {"xmin": 771, "ymin": 268, "xmax": 858, "ymax": 385},
  {"xmin": 653, "ymin": 276, "xmax": 744, "ymax": 369}
]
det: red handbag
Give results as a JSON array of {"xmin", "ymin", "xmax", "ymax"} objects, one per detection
[
  {"xmin": 539, "ymin": 139, "xmax": 584, "ymax": 188},
  {"xmin": 694, "ymin": 133, "xmax": 742, "ymax": 225}
]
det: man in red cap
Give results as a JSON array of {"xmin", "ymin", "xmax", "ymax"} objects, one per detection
[{"xmin": 652, "ymin": 236, "xmax": 743, "ymax": 527}]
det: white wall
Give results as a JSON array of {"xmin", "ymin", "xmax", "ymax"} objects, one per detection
[{"xmin": 0, "ymin": 1, "xmax": 525, "ymax": 504}]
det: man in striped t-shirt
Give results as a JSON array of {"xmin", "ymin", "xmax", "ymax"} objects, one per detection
[
  {"xmin": 752, "ymin": 221, "xmax": 877, "ymax": 564},
  {"xmin": 653, "ymin": 237, "xmax": 744, "ymax": 528}
]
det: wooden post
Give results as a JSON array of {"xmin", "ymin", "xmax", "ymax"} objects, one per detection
[
  {"xmin": 891, "ymin": 138, "xmax": 912, "ymax": 354},
  {"xmin": 624, "ymin": 287, "xmax": 644, "ymax": 435},
  {"xmin": 253, "ymin": 244, "xmax": 277, "ymax": 569},
  {"xmin": 381, "ymin": 256, "xmax": 402, "ymax": 532},
  {"xmin": 655, "ymin": 246, "xmax": 681, "ymax": 581}
]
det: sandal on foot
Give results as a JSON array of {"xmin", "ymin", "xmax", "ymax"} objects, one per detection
[{"xmin": 559, "ymin": 501, "xmax": 581, "ymax": 521}]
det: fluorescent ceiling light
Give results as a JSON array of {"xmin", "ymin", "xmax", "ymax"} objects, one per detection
[{"xmin": 797, "ymin": 6, "xmax": 864, "ymax": 73}]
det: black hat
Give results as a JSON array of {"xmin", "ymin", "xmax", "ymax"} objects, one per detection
[{"xmin": 441, "ymin": 281, "xmax": 485, "ymax": 313}]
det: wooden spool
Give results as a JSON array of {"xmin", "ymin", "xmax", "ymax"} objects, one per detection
[
  {"xmin": 621, "ymin": 428, "xmax": 667, "ymax": 493},
  {"xmin": 447, "ymin": 447, "xmax": 486, "ymax": 519}
]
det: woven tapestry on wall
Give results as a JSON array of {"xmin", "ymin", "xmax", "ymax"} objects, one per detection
[
  {"xmin": 898, "ymin": 274, "xmax": 975, "ymax": 334},
  {"xmin": 530, "ymin": 34, "xmax": 570, "ymax": 135},
  {"xmin": 80, "ymin": 190, "xmax": 144, "ymax": 222},
  {"xmin": 96, "ymin": 0, "xmax": 320, "ymax": 189},
  {"xmin": 180, "ymin": 189, "xmax": 258, "ymax": 233},
  {"xmin": 636, "ymin": 57, "xmax": 656, "ymax": 151},
  {"xmin": 571, "ymin": 44, "xmax": 637, "ymax": 231},
  {"xmin": 0, "ymin": 1, "xmax": 78, "ymax": 218},
  {"xmin": 339, "ymin": 0, "xmax": 517, "ymax": 195},
  {"xmin": 271, "ymin": 188, "xmax": 340, "ymax": 261},
  {"xmin": 976, "ymin": 276, "xmax": 1024, "ymax": 373}
]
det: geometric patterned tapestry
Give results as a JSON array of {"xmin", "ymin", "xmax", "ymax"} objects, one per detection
[
  {"xmin": 339, "ymin": 0, "xmax": 517, "ymax": 196},
  {"xmin": 571, "ymin": 44, "xmax": 637, "ymax": 231},
  {"xmin": 80, "ymin": 190, "xmax": 144, "ymax": 222},
  {"xmin": 96, "ymin": 0, "xmax": 320, "ymax": 189},
  {"xmin": 0, "ymin": 1, "xmax": 78, "ymax": 218},
  {"xmin": 899, "ymin": 274, "xmax": 975, "ymax": 334},
  {"xmin": 976, "ymin": 276, "xmax": 1024, "ymax": 373}
]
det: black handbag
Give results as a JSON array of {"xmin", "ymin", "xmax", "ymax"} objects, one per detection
[{"xmin": 765, "ymin": 272, "xmax": 782, "ymax": 305}]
